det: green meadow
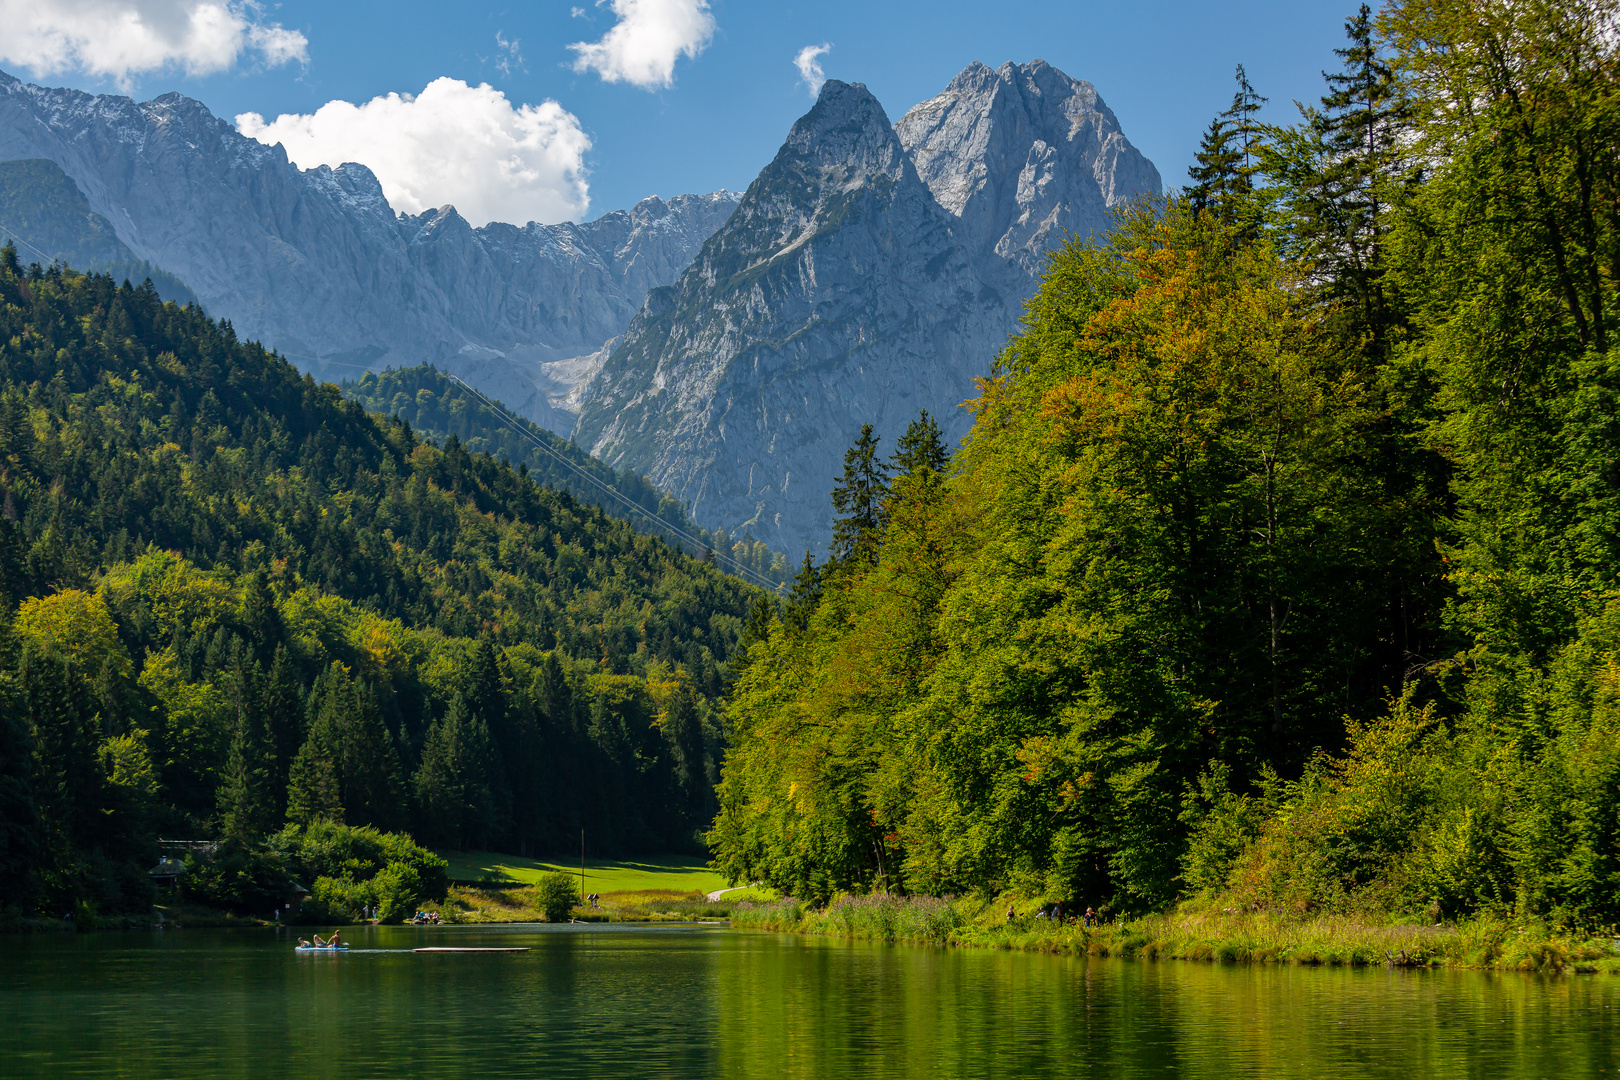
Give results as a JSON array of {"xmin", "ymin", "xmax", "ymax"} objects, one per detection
[{"xmin": 440, "ymin": 851, "xmax": 731, "ymax": 895}]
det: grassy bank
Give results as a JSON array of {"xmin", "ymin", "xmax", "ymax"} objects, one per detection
[
  {"xmin": 418, "ymin": 885, "xmax": 741, "ymax": 924},
  {"xmin": 730, "ymin": 895, "xmax": 1620, "ymax": 973},
  {"xmin": 438, "ymin": 852, "xmax": 728, "ymax": 895}
]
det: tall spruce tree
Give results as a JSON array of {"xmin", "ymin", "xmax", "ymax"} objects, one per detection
[
  {"xmin": 1187, "ymin": 117, "xmax": 1240, "ymax": 216},
  {"xmin": 22, "ymin": 651, "xmax": 100, "ymax": 850},
  {"xmin": 661, "ymin": 680, "xmax": 707, "ymax": 832},
  {"xmin": 784, "ymin": 553, "xmax": 822, "ymax": 633},
  {"xmin": 0, "ymin": 664, "xmax": 41, "ymax": 906},
  {"xmin": 286, "ymin": 669, "xmax": 344, "ymax": 825},
  {"xmin": 1226, "ymin": 65, "xmax": 1269, "ymax": 194},
  {"xmin": 891, "ymin": 411, "xmax": 949, "ymax": 478},
  {"xmin": 261, "ymin": 645, "xmax": 303, "ymax": 817},
  {"xmin": 1313, "ymin": 3, "xmax": 1405, "ymax": 354},
  {"xmin": 1189, "ymin": 67, "xmax": 1270, "ymax": 230},
  {"xmin": 413, "ymin": 693, "xmax": 493, "ymax": 850},
  {"xmin": 829, "ymin": 424, "xmax": 890, "ymax": 568},
  {"xmin": 333, "ymin": 672, "xmax": 405, "ymax": 832},
  {"xmin": 734, "ymin": 596, "xmax": 778, "ymax": 674},
  {"xmin": 218, "ymin": 658, "xmax": 276, "ymax": 840},
  {"xmin": 237, "ymin": 570, "xmax": 283, "ymax": 658}
]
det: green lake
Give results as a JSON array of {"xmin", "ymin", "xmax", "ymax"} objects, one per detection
[{"xmin": 2, "ymin": 924, "xmax": 1617, "ymax": 1078}]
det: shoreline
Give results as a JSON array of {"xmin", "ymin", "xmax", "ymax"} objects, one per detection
[
  {"xmin": 1, "ymin": 886, "xmax": 741, "ymax": 934},
  {"xmin": 729, "ymin": 897, "xmax": 1620, "ymax": 974}
]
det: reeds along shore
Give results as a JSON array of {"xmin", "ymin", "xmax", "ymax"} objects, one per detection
[{"xmin": 727, "ymin": 895, "xmax": 1620, "ymax": 973}]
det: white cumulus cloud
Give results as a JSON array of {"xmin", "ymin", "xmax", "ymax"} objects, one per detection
[
  {"xmin": 0, "ymin": 0, "xmax": 306, "ymax": 89},
  {"xmin": 794, "ymin": 43, "xmax": 831, "ymax": 98},
  {"xmin": 237, "ymin": 78, "xmax": 591, "ymax": 227},
  {"xmin": 568, "ymin": 0, "xmax": 715, "ymax": 91}
]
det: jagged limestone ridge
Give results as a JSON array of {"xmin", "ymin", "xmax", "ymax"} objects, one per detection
[{"xmin": 574, "ymin": 80, "xmax": 1006, "ymax": 556}]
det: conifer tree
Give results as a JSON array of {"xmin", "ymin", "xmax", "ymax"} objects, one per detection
[
  {"xmin": 329, "ymin": 671, "xmax": 404, "ymax": 832},
  {"xmin": 261, "ymin": 645, "xmax": 302, "ymax": 816},
  {"xmin": 22, "ymin": 651, "xmax": 100, "ymax": 849},
  {"xmin": 784, "ymin": 552, "xmax": 822, "ymax": 633},
  {"xmin": 733, "ymin": 596, "xmax": 778, "ymax": 674},
  {"xmin": 237, "ymin": 570, "xmax": 283, "ymax": 657},
  {"xmin": 534, "ymin": 651, "xmax": 574, "ymax": 730},
  {"xmin": 413, "ymin": 693, "xmax": 493, "ymax": 850},
  {"xmin": 1187, "ymin": 117, "xmax": 1239, "ymax": 216},
  {"xmin": 218, "ymin": 659, "xmax": 275, "ymax": 840},
  {"xmin": 1225, "ymin": 65, "xmax": 1269, "ymax": 194},
  {"xmin": 661, "ymin": 680, "xmax": 706, "ymax": 828},
  {"xmin": 463, "ymin": 639, "xmax": 512, "ymax": 837},
  {"xmin": 891, "ymin": 411, "xmax": 949, "ymax": 478},
  {"xmin": 0, "ymin": 659, "xmax": 41, "ymax": 905},
  {"xmin": 286, "ymin": 680, "xmax": 343, "ymax": 826},
  {"xmin": 1309, "ymin": 3, "xmax": 1405, "ymax": 354},
  {"xmin": 830, "ymin": 423, "xmax": 890, "ymax": 568},
  {"xmin": 1188, "ymin": 66, "xmax": 1270, "ymax": 230}
]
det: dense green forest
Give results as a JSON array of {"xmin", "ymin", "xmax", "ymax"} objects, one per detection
[
  {"xmin": 0, "ymin": 249, "xmax": 762, "ymax": 919},
  {"xmin": 711, "ymin": 0, "xmax": 1620, "ymax": 928},
  {"xmin": 342, "ymin": 365, "xmax": 790, "ymax": 587}
]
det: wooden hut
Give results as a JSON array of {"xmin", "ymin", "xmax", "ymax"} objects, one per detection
[{"xmin": 148, "ymin": 857, "xmax": 187, "ymax": 894}]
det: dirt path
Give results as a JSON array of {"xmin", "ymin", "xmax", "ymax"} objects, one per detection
[{"xmin": 705, "ymin": 885, "xmax": 759, "ymax": 902}]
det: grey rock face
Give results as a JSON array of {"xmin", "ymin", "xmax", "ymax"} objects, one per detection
[
  {"xmin": 576, "ymin": 64, "xmax": 1159, "ymax": 555},
  {"xmin": 574, "ymin": 81, "xmax": 1011, "ymax": 556},
  {"xmin": 0, "ymin": 157, "xmax": 195, "ymax": 303},
  {"xmin": 0, "ymin": 69, "xmax": 737, "ymax": 434},
  {"xmin": 897, "ymin": 59, "xmax": 1161, "ymax": 280}
]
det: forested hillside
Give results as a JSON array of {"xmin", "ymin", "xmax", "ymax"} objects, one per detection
[
  {"xmin": 712, "ymin": 0, "xmax": 1620, "ymax": 928},
  {"xmin": 342, "ymin": 365, "xmax": 790, "ymax": 587},
  {"xmin": 0, "ymin": 249, "xmax": 760, "ymax": 918}
]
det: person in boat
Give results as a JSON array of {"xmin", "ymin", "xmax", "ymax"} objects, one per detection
[
  {"xmin": 298, "ymin": 938, "xmax": 311, "ymax": 948},
  {"xmin": 327, "ymin": 931, "xmax": 341, "ymax": 947}
]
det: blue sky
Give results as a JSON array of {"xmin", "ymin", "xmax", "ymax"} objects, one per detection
[{"xmin": 2, "ymin": 0, "xmax": 1361, "ymax": 222}]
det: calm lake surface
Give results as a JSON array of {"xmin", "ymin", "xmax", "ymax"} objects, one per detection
[{"xmin": 2, "ymin": 923, "xmax": 1617, "ymax": 1078}]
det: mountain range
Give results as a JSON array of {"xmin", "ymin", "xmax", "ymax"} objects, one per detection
[{"xmin": 0, "ymin": 60, "xmax": 1158, "ymax": 554}]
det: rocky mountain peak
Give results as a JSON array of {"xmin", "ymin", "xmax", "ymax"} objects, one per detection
[
  {"xmin": 781, "ymin": 80, "xmax": 905, "ymax": 183},
  {"xmin": 574, "ymin": 72, "xmax": 1007, "ymax": 555},
  {"xmin": 897, "ymin": 58, "xmax": 1159, "ymax": 277},
  {"xmin": 329, "ymin": 161, "xmax": 386, "ymax": 201}
]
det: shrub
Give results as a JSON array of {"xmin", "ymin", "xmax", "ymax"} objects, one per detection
[
  {"xmin": 271, "ymin": 822, "xmax": 448, "ymax": 902},
  {"xmin": 308, "ymin": 874, "xmax": 373, "ymax": 922},
  {"xmin": 1180, "ymin": 763, "xmax": 1269, "ymax": 894},
  {"xmin": 372, "ymin": 863, "xmax": 424, "ymax": 924},
  {"xmin": 535, "ymin": 871, "xmax": 578, "ymax": 922},
  {"xmin": 379, "ymin": 833, "xmax": 449, "ymax": 901},
  {"xmin": 275, "ymin": 821, "xmax": 387, "ymax": 881}
]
